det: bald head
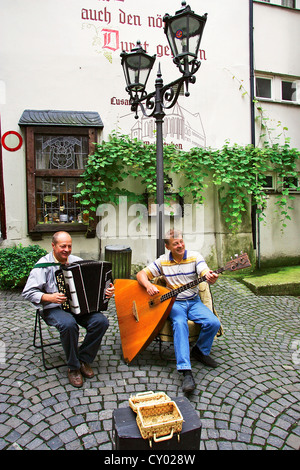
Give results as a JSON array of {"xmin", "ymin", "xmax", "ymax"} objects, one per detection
[{"xmin": 51, "ymin": 231, "xmax": 72, "ymax": 264}]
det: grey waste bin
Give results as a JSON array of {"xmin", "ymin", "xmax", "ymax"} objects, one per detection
[{"xmin": 105, "ymin": 245, "xmax": 132, "ymax": 279}]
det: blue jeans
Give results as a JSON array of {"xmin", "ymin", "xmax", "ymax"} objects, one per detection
[
  {"xmin": 42, "ymin": 308, "xmax": 109, "ymax": 370},
  {"xmin": 169, "ymin": 296, "xmax": 220, "ymax": 371}
]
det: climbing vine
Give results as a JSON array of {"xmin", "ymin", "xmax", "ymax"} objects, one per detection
[
  {"xmin": 228, "ymin": 72, "xmax": 300, "ymax": 229},
  {"xmin": 75, "ymin": 131, "xmax": 300, "ymax": 232}
]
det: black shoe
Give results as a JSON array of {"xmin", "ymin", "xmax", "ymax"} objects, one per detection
[
  {"xmin": 191, "ymin": 346, "xmax": 218, "ymax": 368},
  {"xmin": 181, "ymin": 371, "xmax": 196, "ymax": 393}
]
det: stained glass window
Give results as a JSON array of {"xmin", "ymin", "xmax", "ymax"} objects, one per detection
[{"xmin": 35, "ymin": 135, "xmax": 88, "ymax": 170}]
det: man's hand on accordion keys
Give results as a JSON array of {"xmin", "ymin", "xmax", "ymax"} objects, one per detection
[
  {"xmin": 54, "ymin": 292, "xmax": 68, "ymax": 304},
  {"xmin": 42, "ymin": 284, "xmax": 114, "ymax": 305},
  {"xmin": 41, "ymin": 292, "xmax": 68, "ymax": 304},
  {"xmin": 105, "ymin": 283, "xmax": 115, "ymax": 299}
]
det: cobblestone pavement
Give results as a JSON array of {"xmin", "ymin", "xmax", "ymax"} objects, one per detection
[{"xmin": 0, "ymin": 278, "xmax": 300, "ymax": 451}]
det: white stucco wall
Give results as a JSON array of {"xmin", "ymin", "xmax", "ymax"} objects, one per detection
[{"xmin": 0, "ymin": 0, "xmax": 299, "ymax": 265}]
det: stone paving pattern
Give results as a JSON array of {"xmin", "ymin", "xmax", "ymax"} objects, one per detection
[{"xmin": 0, "ymin": 277, "xmax": 300, "ymax": 451}]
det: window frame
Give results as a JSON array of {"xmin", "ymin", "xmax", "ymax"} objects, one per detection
[
  {"xmin": 281, "ymin": 0, "xmax": 295, "ymax": 8},
  {"xmin": 254, "ymin": 0, "xmax": 298, "ymax": 9},
  {"xmin": 255, "ymin": 72, "xmax": 300, "ymax": 105},
  {"xmin": 281, "ymin": 80, "xmax": 297, "ymax": 102},
  {"xmin": 260, "ymin": 171, "xmax": 300, "ymax": 194},
  {"xmin": 256, "ymin": 76, "xmax": 273, "ymax": 100},
  {"xmin": 281, "ymin": 175, "xmax": 300, "ymax": 192},
  {"xmin": 261, "ymin": 174, "xmax": 275, "ymax": 191},
  {"xmin": 24, "ymin": 125, "xmax": 98, "ymax": 239}
]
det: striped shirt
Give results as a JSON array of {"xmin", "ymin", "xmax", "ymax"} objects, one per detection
[{"xmin": 143, "ymin": 250, "xmax": 210, "ymax": 300}]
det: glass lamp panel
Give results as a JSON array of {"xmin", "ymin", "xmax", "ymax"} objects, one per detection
[
  {"xmin": 187, "ymin": 17, "xmax": 205, "ymax": 58},
  {"xmin": 122, "ymin": 51, "xmax": 155, "ymax": 92},
  {"xmin": 167, "ymin": 17, "xmax": 187, "ymax": 58},
  {"xmin": 166, "ymin": 14, "xmax": 205, "ymax": 62}
]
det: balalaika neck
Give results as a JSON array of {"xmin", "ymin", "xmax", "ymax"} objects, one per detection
[{"xmin": 160, "ymin": 267, "xmax": 225, "ymax": 302}]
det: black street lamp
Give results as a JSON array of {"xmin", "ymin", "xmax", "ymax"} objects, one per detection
[{"xmin": 121, "ymin": 1, "xmax": 207, "ymax": 257}]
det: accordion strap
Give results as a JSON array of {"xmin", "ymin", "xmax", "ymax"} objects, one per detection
[{"xmin": 34, "ymin": 262, "xmax": 61, "ymax": 268}]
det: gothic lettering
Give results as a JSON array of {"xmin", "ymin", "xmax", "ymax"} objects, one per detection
[
  {"xmin": 155, "ymin": 43, "xmax": 206, "ymax": 60},
  {"xmin": 121, "ymin": 41, "xmax": 149, "ymax": 53},
  {"xmin": 81, "ymin": 8, "xmax": 111, "ymax": 24},
  {"xmin": 148, "ymin": 15, "xmax": 163, "ymax": 28},
  {"xmin": 111, "ymin": 97, "xmax": 131, "ymax": 106},
  {"xmin": 199, "ymin": 49, "xmax": 207, "ymax": 60},
  {"xmin": 120, "ymin": 41, "xmax": 136, "ymax": 53},
  {"xmin": 157, "ymin": 44, "xmax": 171, "ymax": 58},
  {"xmin": 119, "ymin": 9, "xmax": 141, "ymax": 26},
  {"xmin": 81, "ymin": 6, "xmax": 207, "ymax": 61},
  {"xmin": 102, "ymin": 29, "xmax": 119, "ymax": 51}
]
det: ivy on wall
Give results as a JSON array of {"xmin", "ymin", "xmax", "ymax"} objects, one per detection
[{"xmin": 75, "ymin": 131, "xmax": 300, "ymax": 232}]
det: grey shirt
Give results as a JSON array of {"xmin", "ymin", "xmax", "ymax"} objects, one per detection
[{"xmin": 22, "ymin": 252, "xmax": 82, "ymax": 311}]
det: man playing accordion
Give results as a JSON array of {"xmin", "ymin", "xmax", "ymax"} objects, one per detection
[{"xmin": 23, "ymin": 231, "xmax": 114, "ymax": 388}]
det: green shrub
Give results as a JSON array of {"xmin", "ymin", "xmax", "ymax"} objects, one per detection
[{"xmin": 0, "ymin": 244, "xmax": 47, "ymax": 289}]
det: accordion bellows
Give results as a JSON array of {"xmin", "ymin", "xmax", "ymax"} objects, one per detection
[{"xmin": 55, "ymin": 260, "xmax": 112, "ymax": 315}]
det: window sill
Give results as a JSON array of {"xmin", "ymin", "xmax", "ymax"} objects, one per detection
[
  {"xmin": 256, "ymin": 97, "xmax": 300, "ymax": 106},
  {"xmin": 254, "ymin": 1, "xmax": 300, "ymax": 12},
  {"xmin": 29, "ymin": 223, "xmax": 96, "ymax": 240}
]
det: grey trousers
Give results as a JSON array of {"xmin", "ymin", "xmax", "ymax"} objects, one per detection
[{"xmin": 42, "ymin": 307, "xmax": 109, "ymax": 370}]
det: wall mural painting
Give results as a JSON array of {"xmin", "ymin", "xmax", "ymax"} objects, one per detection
[{"xmin": 81, "ymin": 1, "xmax": 207, "ymax": 150}]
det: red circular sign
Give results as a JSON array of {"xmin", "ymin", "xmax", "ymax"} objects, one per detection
[{"xmin": 1, "ymin": 131, "xmax": 23, "ymax": 151}]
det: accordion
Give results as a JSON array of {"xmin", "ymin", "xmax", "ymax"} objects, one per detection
[{"xmin": 55, "ymin": 260, "xmax": 113, "ymax": 316}]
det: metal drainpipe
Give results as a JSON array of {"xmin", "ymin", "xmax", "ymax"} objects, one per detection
[
  {"xmin": 249, "ymin": 0, "xmax": 260, "ymax": 268},
  {"xmin": 249, "ymin": 0, "xmax": 255, "ymax": 147},
  {"xmin": 0, "ymin": 115, "xmax": 7, "ymax": 240}
]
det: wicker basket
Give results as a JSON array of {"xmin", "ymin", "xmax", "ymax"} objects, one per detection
[
  {"xmin": 129, "ymin": 391, "xmax": 171, "ymax": 413},
  {"xmin": 129, "ymin": 392, "xmax": 183, "ymax": 447},
  {"xmin": 136, "ymin": 401, "xmax": 183, "ymax": 446}
]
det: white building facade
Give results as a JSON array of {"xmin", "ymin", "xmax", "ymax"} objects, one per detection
[{"xmin": 0, "ymin": 0, "xmax": 299, "ymax": 267}]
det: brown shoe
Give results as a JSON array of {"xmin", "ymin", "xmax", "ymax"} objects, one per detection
[
  {"xmin": 80, "ymin": 362, "xmax": 94, "ymax": 379},
  {"xmin": 68, "ymin": 369, "xmax": 83, "ymax": 388}
]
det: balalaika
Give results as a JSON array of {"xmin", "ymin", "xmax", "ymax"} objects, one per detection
[{"xmin": 55, "ymin": 260, "xmax": 113, "ymax": 316}]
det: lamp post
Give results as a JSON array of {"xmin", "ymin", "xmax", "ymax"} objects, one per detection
[{"xmin": 121, "ymin": 1, "xmax": 207, "ymax": 257}]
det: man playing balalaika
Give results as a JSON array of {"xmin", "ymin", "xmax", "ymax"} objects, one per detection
[{"xmin": 137, "ymin": 229, "xmax": 220, "ymax": 393}]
